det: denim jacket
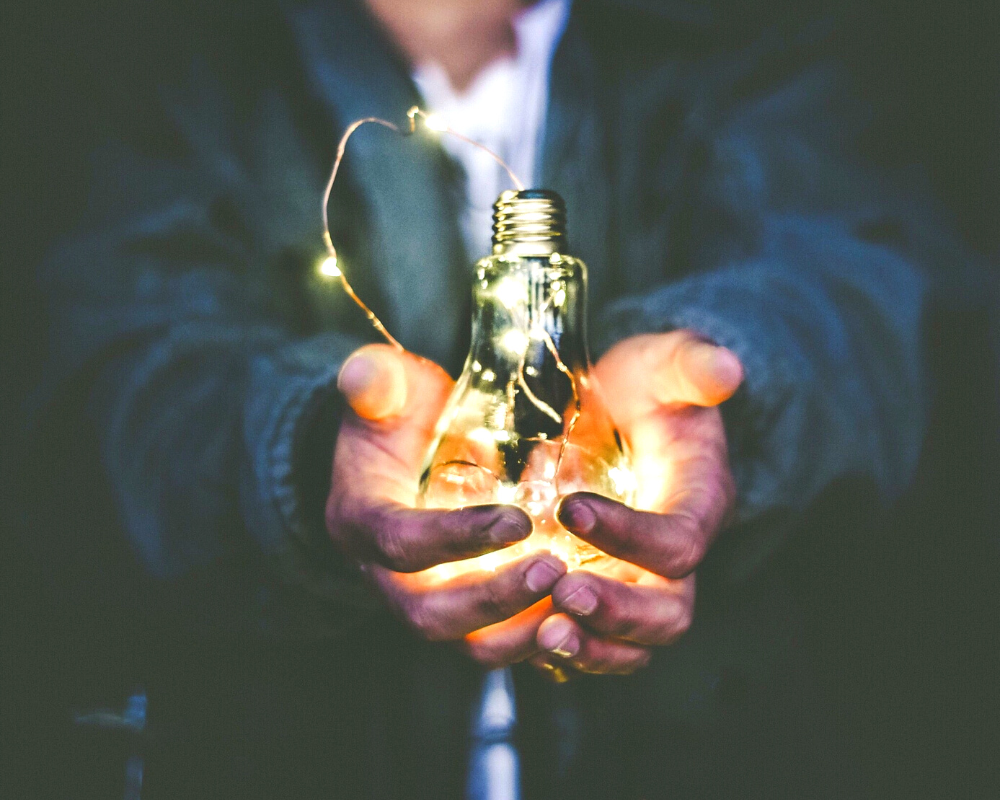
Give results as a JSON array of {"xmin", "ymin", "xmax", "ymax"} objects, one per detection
[{"xmin": 36, "ymin": 0, "xmax": 935, "ymax": 639}]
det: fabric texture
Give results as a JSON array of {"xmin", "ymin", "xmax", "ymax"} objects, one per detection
[
  {"xmin": 33, "ymin": 0, "xmax": 935, "ymax": 635},
  {"xmin": 25, "ymin": 0, "xmax": 958, "ymax": 794}
]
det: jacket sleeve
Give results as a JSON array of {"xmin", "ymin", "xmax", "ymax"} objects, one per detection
[
  {"xmin": 596, "ymin": 59, "xmax": 939, "ymax": 583},
  {"xmin": 35, "ymin": 57, "xmax": 380, "ymax": 637}
]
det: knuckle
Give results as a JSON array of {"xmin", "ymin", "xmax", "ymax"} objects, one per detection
[
  {"xmin": 620, "ymin": 529, "xmax": 645, "ymax": 562},
  {"xmin": 437, "ymin": 512, "xmax": 468, "ymax": 555},
  {"xmin": 597, "ymin": 595, "xmax": 630, "ymax": 636},
  {"xmin": 374, "ymin": 524, "xmax": 412, "ymax": 571},
  {"xmin": 675, "ymin": 603, "xmax": 693, "ymax": 636},
  {"xmin": 576, "ymin": 651, "xmax": 616, "ymax": 676},
  {"xmin": 667, "ymin": 522, "xmax": 706, "ymax": 576},
  {"xmin": 464, "ymin": 639, "xmax": 508, "ymax": 669},
  {"xmin": 404, "ymin": 596, "xmax": 447, "ymax": 641},
  {"xmin": 661, "ymin": 600, "xmax": 693, "ymax": 644},
  {"xmin": 622, "ymin": 650, "xmax": 653, "ymax": 675},
  {"xmin": 477, "ymin": 579, "xmax": 514, "ymax": 623}
]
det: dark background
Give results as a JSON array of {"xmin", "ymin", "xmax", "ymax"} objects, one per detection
[{"xmin": 3, "ymin": 1, "xmax": 999, "ymax": 797}]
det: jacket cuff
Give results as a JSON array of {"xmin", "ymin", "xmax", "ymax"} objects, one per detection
[{"xmin": 245, "ymin": 332, "xmax": 383, "ymax": 637}]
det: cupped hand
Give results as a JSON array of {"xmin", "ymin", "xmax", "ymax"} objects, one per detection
[
  {"xmin": 532, "ymin": 331, "xmax": 743, "ymax": 679},
  {"xmin": 326, "ymin": 344, "xmax": 567, "ymax": 666}
]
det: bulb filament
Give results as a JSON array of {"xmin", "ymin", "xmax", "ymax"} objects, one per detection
[{"xmin": 511, "ymin": 291, "xmax": 582, "ymax": 495}]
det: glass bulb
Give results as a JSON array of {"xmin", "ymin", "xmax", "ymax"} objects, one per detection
[{"xmin": 418, "ymin": 190, "xmax": 634, "ymax": 578}]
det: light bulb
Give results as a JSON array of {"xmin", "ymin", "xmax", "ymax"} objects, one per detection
[{"xmin": 419, "ymin": 190, "xmax": 634, "ymax": 578}]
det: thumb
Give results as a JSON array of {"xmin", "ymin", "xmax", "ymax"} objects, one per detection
[
  {"xmin": 659, "ymin": 335, "xmax": 743, "ymax": 407},
  {"xmin": 338, "ymin": 344, "xmax": 408, "ymax": 420}
]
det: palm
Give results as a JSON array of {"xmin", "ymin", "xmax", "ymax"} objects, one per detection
[{"xmin": 524, "ymin": 331, "xmax": 741, "ymax": 677}]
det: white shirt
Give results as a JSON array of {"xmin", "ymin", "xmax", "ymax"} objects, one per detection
[
  {"xmin": 412, "ymin": 0, "xmax": 571, "ymax": 260},
  {"xmin": 411, "ymin": 5, "xmax": 571, "ymax": 798}
]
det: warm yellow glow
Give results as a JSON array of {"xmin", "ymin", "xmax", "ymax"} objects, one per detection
[
  {"xmin": 318, "ymin": 256, "xmax": 341, "ymax": 278},
  {"xmin": 491, "ymin": 405, "xmax": 507, "ymax": 429},
  {"xmin": 500, "ymin": 329, "xmax": 529, "ymax": 355},
  {"xmin": 495, "ymin": 278, "xmax": 528, "ymax": 309},
  {"xmin": 497, "ymin": 484, "xmax": 519, "ymax": 505},
  {"xmin": 423, "ymin": 114, "xmax": 448, "ymax": 132},
  {"xmin": 552, "ymin": 288, "xmax": 567, "ymax": 307},
  {"xmin": 467, "ymin": 427, "xmax": 495, "ymax": 449},
  {"xmin": 608, "ymin": 466, "xmax": 637, "ymax": 497}
]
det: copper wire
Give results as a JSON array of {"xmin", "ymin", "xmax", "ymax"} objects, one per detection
[
  {"xmin": 406, "ymin": 107, "xmax": 525, "ymax": 191},
  {"xmin": 322, "ymin": 108, "xmax": 526, "ymax": 350},
  {"xmin": 321, "ymin": 117, "xmax": 404, "ymax": 351}
]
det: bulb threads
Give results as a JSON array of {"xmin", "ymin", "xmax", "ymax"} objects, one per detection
[{"xmin": 492, "ymin": 189, "xmax": 567, "ymax": 255}]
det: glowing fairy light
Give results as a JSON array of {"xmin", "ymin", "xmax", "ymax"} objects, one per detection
[
  {"xmin": 467, "ymin": 427, "xmax": 495, "ymax": 449},
  {"xmin": 496, "ymin": 484, "xmax": 519, "ymax": 505},
  {"xmin": 608, "ymin": 466, "xmax": 637, "ymax": 497},
  {"xmin": 318, "ymin": 255, "xmax": 341, "ymax": 278},
  {"xmin": 495, "ymin": 278, "xmax": 528, "ymax": 309},
  {"xmin": 422, "ymin": 114, "xmax": 449, "ymax": 132},
  {"xmin": 500, "ymin": 329, "xmax": 529, "ymax": 355}
]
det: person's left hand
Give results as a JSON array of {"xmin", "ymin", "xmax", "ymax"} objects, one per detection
[{"xmin": 529, "ymin": 331, "xmax": 744, "ymax": 679}]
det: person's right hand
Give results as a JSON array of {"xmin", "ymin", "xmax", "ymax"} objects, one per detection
[{"xmin": 326, "ymin": 344, "xmax": 568, "ymax": 666}]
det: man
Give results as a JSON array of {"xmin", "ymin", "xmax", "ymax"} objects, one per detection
[{"xmin": 30, "ymin": 0, "xmax": 939, "ymax": 796}]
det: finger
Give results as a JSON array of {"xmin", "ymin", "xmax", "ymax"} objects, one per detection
[
  {"xmin": 537, "ymin": 614, "xmax": 652, "ymax": 675},
  {"xmin": 665, "ymin": 336, "xmax": 743, "ymax": 407},
  {"xmin": 551, "ymin": 571, "xmax": 694, "ymax": 646},
  {"xmin": 370, "ymin": 553, "xmax": 566, "ymax": 641},
  {"xmin": 337, "ymin": 346, "xmax": 454, "ymax": 474},
  {"xmin": 339, "ymin": 502, "xmax": 532, "ymax": 572},
  {"xmin": 596, "ymin": 333, "xmax": 743, "ymax": 421},
  {"xmin": 461, "ymin": 597, "xmax": 555, "ymax": 668},
  {"xmin": 557, "ymin": 492, "xmax": 708, "ymax": 578},
  {"xmin": 337, "ymin": 344, "xmax": 408, "ymax": 420}
]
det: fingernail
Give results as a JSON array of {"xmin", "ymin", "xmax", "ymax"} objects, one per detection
[
  {"xmin": 686, "ymin": 343, "xmax": 743, "ymax": 402},
  {"xmin": 525, "ymin": 559, "xmax": 564, "ymax": 593},
  {"xmin": 484, "ymin": 507, "xmax": 532, "ymax": 544},
  {"xmin": 337, "ymin": 352, "xmax": 377, "ymax": 395},
  {"xmin": 558, "ymin": 499, "xmax": 596, "ymax": 534},
  {"xmin": 561, "ymin": 585, "xmax": 598, "ymax": 616},
  {"xmin": 337, "ymin": 348, "xmax": 406, "ymax": 419},
  {"xmin": 539, "ymin": 620, "xmax": 580, "ymax": 658},
  {"xmin": 713, "ymin": 346, "xmax": 744, "ymax": 387}
]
